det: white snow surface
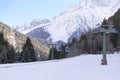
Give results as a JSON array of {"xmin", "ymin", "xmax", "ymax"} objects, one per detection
[
  {"xmin": 15, "ymin": 19, "xmax": 50, "ymax": 34},
  {"xmin": 0, "ymin": 52, "xmax": 120, "ymax": 80},
  {"xmin": 16, "ymin": 0, "xmax": 120, "ymax": 42}
]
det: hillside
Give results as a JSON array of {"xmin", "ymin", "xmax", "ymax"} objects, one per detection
[
  {"xmin": 0, "ymin": 53, "xmax": 120, "ymax": 80},
  {"xmin": 0, "ymin": 22, "xmax": 49, "ymax": 61}
]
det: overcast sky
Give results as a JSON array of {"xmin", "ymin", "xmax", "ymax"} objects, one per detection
[{"xmin": 0, "ymin": 0, "xmax": 80, "ymax": 27}]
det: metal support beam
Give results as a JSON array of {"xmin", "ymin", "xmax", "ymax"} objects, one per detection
[
  {"xmin": 51, "ymin": 47, "xmax": 54, "ymax": 60},
  {"xmin": 102, "ymin": 32, "xmax": 107, "ymax": 65},
  {"xmin": 93, "ymin": 24, "xmax": 118, "ymax": 65}
]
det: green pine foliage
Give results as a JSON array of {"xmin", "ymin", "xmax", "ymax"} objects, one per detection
[
  {"xmin": 102, "ymin": 18, "xmax": 108, "ymax": 29},
  {"xmin": 110, "ymin": 8, "xmax": 120, "ymax": 32},
  {"xmin": 6, "ymin": 47, "xmax": 16, "ymax": 63},
  {"xmin": 0, "ymin": 33, "xmax": 39, "ymax": 64},
  {"xmin": 0, "ymin": 33, "xmax": 16, "ymax": 64},
  {"xmin": 72, "ymin": 37, "xmax": 77, "ymax": 44},
  {"xmin": 108, "ymin": 8, "xmax": 120, "ymax": 50},
  {"xmin": 49, "ymin": 48, "xmax": 55, "ymax": 60},
  {"xmin": 49, "ymin": 45, "xmax": 67, "ymax": 60},
  {"xmin": 110, "ymin": 34, "xmax": 119, "ymax": 50},
  {"xmin": 59, "ymin": 45, "xmax": 66, "ymax": 59},
  {"xmin": 19, "ymin": 37, "xmax": 37, "ymax": 62}
]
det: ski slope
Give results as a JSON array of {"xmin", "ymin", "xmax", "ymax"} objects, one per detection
[{"xmin": 0, "ymin": 53, "xmax": 120, "ymax": 80}]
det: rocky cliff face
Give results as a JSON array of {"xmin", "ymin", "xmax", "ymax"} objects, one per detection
[{"xmin": 0, "ymin": 22, "xmax": 49, "ymax": 60}]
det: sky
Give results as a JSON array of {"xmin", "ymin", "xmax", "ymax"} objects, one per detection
[{"xmin": 0, "ymin": 0, "xmax": 80, "ymax": 27}]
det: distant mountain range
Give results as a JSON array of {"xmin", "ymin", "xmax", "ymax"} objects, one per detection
[{"xmin": 15, "ymin": 0, "xmax": 120, "ymax": 43}]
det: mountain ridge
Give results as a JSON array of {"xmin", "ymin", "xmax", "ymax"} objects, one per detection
[{"xmin": 15, "ymin": 0, "xmax": 120, "ymax": 42}]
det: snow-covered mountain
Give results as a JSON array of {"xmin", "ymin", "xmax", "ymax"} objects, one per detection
[
  {"xmin": 16, "ymin": 0, "xmax": 120, "ymax": 42},
  {"xmin": 15, "ymin": 19, "xmax": 50, "ymax": 34},
  {"xmin": 0, "ymin": 53, "xmax": 120, "ymax": 80}
]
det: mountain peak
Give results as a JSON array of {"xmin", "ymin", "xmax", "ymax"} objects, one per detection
[
  {"xmin": 16, "ymin": 0, "xmax": 120, "ymax": 42},
  {"xmin": 30, "ymin": 19, "xmax": 50, "ymax": 27}
]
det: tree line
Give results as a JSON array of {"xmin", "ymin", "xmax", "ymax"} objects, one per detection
[
  {"xmin": 49, "ymin": 45, "xmax": 68, "ymax": 60},
  {"xmin": 69, "ymin": 8, "xmax": 120, "ymax": 55},
  {"xmin": 0, "ymin": 32, "xmax": 37, "ymax": 64}
]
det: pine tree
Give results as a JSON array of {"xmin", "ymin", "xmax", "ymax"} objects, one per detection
[
  {"xmin": 0, "ymin": 33, "xmax": 8, "ymax": 63},
  {"xmin": 0, "ymin": 47, "xmax": 8, "ymax": 64},
  {"xmin": 0, "ymin": 33, "xmax": 17, "ymax": 64},
  {"xmin": 112, "ymin": 8, "xmax": 120, "ymax": 32},
  {"xmin": 102, "ymin": 18, "xmax": 108, "ymax": 29},
  {"xmin": 0, "ymin": 33, "xmax": 4, "ymax": 53},
  {"xmin": 72, "ymin": 37, "xmax": 77, "ymax": 44},
  {"xmin": 6, "ymin": 47, "xmax": 16, "ymax": 63},
  {"xmin": 19, "ymin": 37, "xmax": 36, "ymax": 62},
  {"xmin": 59, "ymin": 45, "xmax": 66, "ymax": 59},
  {"xmin": 49, "ymin": 48, "xmax": 54, "ymax": 60}
]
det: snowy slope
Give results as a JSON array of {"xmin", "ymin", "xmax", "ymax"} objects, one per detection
[
  {"xmin": 0, "ymin": 53, "xmax": 120, "ymax": 80},
  {"xmin": 16, "ymin": 0, "xmax": 120, "ymax": 42},
  {"xmin": 15, "ymin": 19, "xmax": 50, "ymax": 34},
  {"xmin": 46, "ymin": 0, "xmax": 120, "ymax": 42}
]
